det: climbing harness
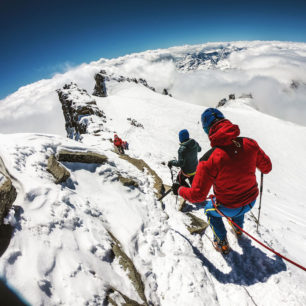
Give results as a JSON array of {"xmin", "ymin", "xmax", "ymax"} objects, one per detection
[{"xmin": 209, "ymin": 195, "xmax": 306, "ymax": 272}]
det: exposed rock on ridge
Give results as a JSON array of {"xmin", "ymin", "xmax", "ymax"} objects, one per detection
[
  {"xmin": 0, "ymin": 173, "xmax": 17, "ymax": 225},
  {"xmin": 108, "ymin": 231, "xmax": 148, "ymax": 306},
  {"xmin": 57, "ymin": 83, "xmax": 107, "ymax": 140},
  {"xmin": 92, "ymin": 70, "xmax": 159, "ymax": 97},
  {"xmin": 57, "ymin": 150, "xmax": 108, "ymax": 164},
  {"xmin": 47, "ymin": 155, "xmax": 71, "ymax": 184},
  {"xmin": 119, "ymin": 154, "xmax": 164, "ymax": 198},
  {"xmin": 93, "ymin": 71, "xmax": 107, "ymax": 97}
]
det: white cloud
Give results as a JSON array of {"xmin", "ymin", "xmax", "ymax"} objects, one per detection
[{"xmin": 0, "ymin": 41, "xmax": 305, "ymax": 135}]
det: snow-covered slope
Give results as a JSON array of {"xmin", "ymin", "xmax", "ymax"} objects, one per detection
[{"xmin": 0, "ymin": 74, "xmax": 306, "ymax": 305}]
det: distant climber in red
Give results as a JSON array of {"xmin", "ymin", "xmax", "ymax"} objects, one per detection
[{"xmin": 114, "ymin": 134, "xmax": 125, "ymax": 154}]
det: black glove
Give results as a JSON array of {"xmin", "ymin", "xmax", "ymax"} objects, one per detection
[
  {"xmin": 172, "ymin": 182, "xmax": 180, "ymax": 195},
  {"xmin": 167, "ymin": 161, "xmax": 173, "ymax": 169}
]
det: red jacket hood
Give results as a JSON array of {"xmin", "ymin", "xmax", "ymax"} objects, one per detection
[{"xmin": 209, "ymin": 119, "xmax": 240, "ymax": 147}]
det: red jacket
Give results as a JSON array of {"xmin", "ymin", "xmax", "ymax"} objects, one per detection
[
  {"xmin": 114, "ymin": 136, "xmax": 123, "ymax": 147},
  {"xmin": 179, "ymin": 119, "xmax": 272, "ymax": 208}
]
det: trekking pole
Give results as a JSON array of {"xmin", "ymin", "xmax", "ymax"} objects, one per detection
[
  {"xmin": 256, "ymin": 172, "xmax": 264, "ymax": 233},
  {"xmin": 169, "ymin": 168, "xmax": 179, "ymax": 206},
  {"xmin": 170, "ymin": 167, "xmax": 175, "ymax": 184}
]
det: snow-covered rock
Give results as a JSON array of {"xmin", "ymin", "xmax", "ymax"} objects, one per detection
[
  {"xmin": 57, "ymin": 83, "xmax": 107, "ymax": 139},
  {"xmin": 46, "ymin": 155, "xmax": 71, "ymax": 184}
]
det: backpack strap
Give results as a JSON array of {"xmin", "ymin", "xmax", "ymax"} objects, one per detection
[{"xmin": 199, "ymin": 147, "xmax": 217, "ymax": 162}]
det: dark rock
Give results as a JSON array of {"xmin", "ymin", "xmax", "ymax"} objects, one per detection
[
  {"xmin": 56, "ymin": 82, "xmax": 107, "ymax": 140},
  {"xmin": 127, "ymin": 118, "xmax": 144, "ymax": 128},
  {"xmin": 0, "ymin": 224, "xmax": 13, "ymax": 257},
  {"xmin": 186, "ymin": 212, "xmax": 209, "ymax": 235},
  {"xmin": 119, "ymin": 155, "xmax": 164, "ymax": 198},
  {"xmin": 0, "ymin": 174, "xmax": 17, "ymax": 225},
  {"xmin": 229, "ymin": 94, "xmax": 235, "ymax": 100},
  {"xmin": 290, "ymin": 80, "xmax": 299, "ymax": 89},
  {"xmin": 93, "ymin": 71, "xmax": 107, "ymax": 97},
  {"xmin": 118, "ymin": 175, "xmax": 139, "ymax": 188},
  {"xmin": 57, "ymin": 150, "xmax": 108, "ymax": 164},
  {"xmin": 138, "ymin": 78, "xmax": 155, "ymax": 92},
  {"xmin": 217, "ymin": 98, "xmax": 227, "ymax": 108},
  {"xmin": 96, "ymin": 70, "xmax": 158, "ymax": 95},
  {"xmin": 162, "ymin": 88, "xmax": 172, "ymax": 97},
  {"xmin": 47, "ymin": 155, "xmax": 70, "ymax": 184},
  {"xmin": 107, "ymin": 287, "xmax": 144, "ymax": 306},
  {"xmin": 108, "ymin": 231, "xmax": 148, "ymax": 305}
]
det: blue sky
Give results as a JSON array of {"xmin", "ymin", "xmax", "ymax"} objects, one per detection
[{"xmin": 1, "ymin": 0, "xmax": 306, "ymax": 99}]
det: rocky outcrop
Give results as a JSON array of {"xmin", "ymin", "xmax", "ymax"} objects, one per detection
[
  {"xmin": 107, "ymin": 287, "xmax": 143, "ymax": 306},
  {"xmin": 127, "ymin": 118, "xmax": 144, "ymax": 128},
  {"xmin": 56, "ymin": 83, "xmax": 107, "ymax": 140},
  {"xmin": 57, "ymin": 150, "xmax": 108, "ymax": 164},
  {"xmin": 47, "ymin": 155, "xmax": 70, "ymax": 184},
  {"xmin": 118, "ymin": 175, "xmax": 139, "ymax": 188},
  {"xmin": 217, "ymin": 98, "xmax": 227, "ymax": 108},
  {"xmin": 162, "ymin": 88, "xmax": 172, "ymax": 97},
  {"xmin": 186, "ymin": 212, "xmax": 209, "ymax": 235},
  {"xmin": 92, "ymin": 70, "xmax": 157, "ymax": 97},
  {"xmin": 290, "ymin": 80, "xmax": 299, "ymax": 89},
  {"xmin": 119, "ymin": 155, "xmax": 164, "ymax": 198},
  {"xmin": 217, "ymin": 93, "xmax": 253, "ymax": 108},
  {"xmin": 0, "ymin": 173, "xmax": 17, "ymax": 225},
  {"xmin": 0, "ymin": 223, "xmax": 14, "ymax": 257},
  {"xmin": 108, "ymin": 231, "xmax": 148, "ymax": 306},
  {"xmin": 93, "ymin": 70, "xmax": 107, "ymax": 97}
]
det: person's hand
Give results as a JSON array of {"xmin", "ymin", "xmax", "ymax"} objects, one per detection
[
  {"xmin": 172, "ymin": 182, "xmax": 180, "ymax": 195},
  {"xmin": 167, "ymin": 161, "xmax": 172, "ymax": 169}
]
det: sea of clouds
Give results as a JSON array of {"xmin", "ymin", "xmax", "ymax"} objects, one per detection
[
  {"xmin": 119, "ymin": 41, "xmax": 306, "ymax": 126},
  {"xmin": 0, "ymin": 41, "xmax": 305, "ymax": 135}
]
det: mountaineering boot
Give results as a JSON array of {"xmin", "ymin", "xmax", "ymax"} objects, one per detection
[
  {"xmin": 213, "ymin": 237, "xmax": 230, "ymax": 255},
  {"xmin": 228, "ymin": 220, "xmax": 243, "ymax": 237}
]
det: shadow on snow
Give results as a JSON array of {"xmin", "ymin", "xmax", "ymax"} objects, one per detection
[{"xmin": 179, "ymin": 231, "xmax": 286, "ymax": 286}]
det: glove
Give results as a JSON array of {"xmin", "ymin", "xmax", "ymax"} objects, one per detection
[
  {"xmin": 172, "ymin": 182, "xmax": 181, "ymax": 195},
  {"xmin": 167, "ymin": 161, "xmax": 173, "ymax": 169}
]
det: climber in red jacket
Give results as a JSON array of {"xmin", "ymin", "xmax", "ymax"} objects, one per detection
[
  {"xmin": 172, "ymin": 108, "xmax": 272, "ymax": 254},
  {"xmin": 114, "ymin": 134, "xmax": 125, "ymax": 154}
]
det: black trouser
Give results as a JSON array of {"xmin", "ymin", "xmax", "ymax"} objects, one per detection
[
  {"xmin": 116, "ymin": 146, "xmax": 125, "ymax": 154},
  {"xmin": 177, "ymin": 171, "xmax": 194, "ymax": 187}
]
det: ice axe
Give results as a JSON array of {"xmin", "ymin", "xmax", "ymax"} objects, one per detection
[
  {"xmin": 157, "ymin": 188, "xmax": 173, "ymax": 201},
  {"xmin": 157, "ymin": 166, "xmax": 176, "ymax": 202}
]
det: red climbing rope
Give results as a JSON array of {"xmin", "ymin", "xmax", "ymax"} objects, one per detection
[{"xmin": 209, "ymin": 195, "xmax": 306, "ymax": 272}]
